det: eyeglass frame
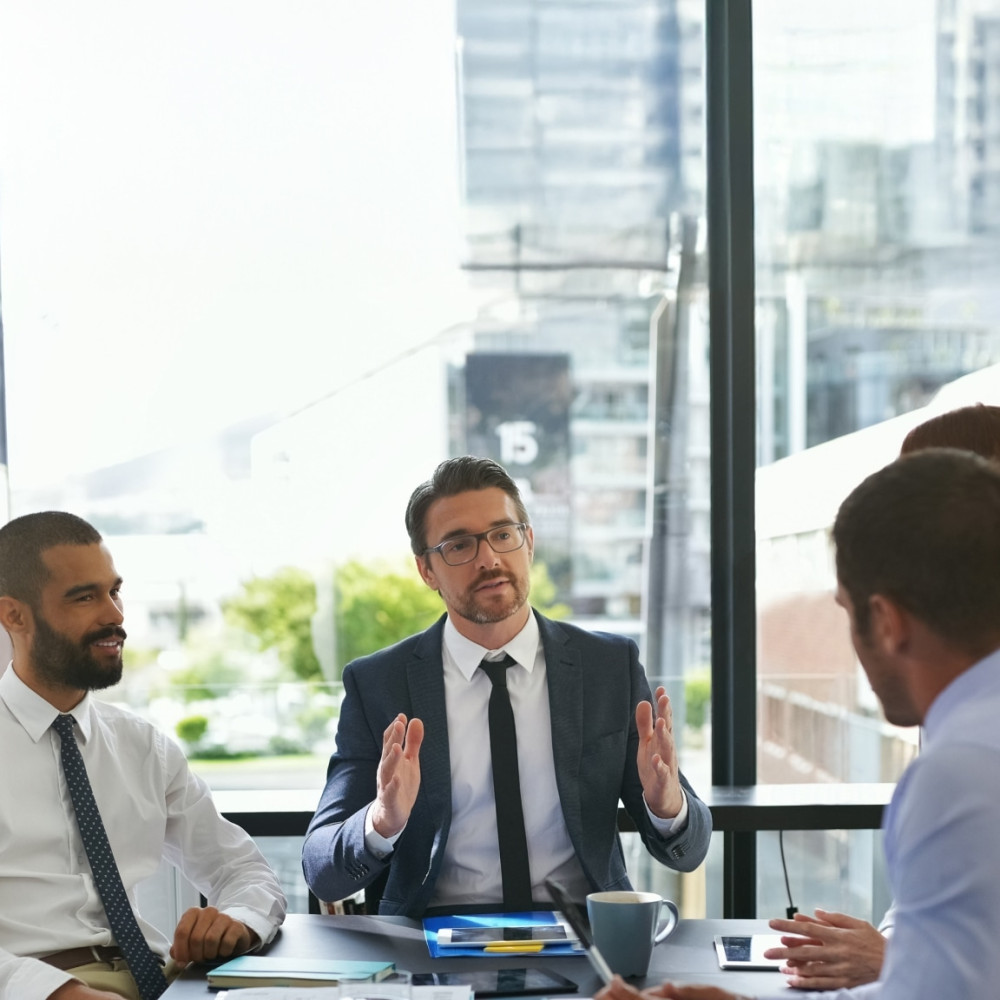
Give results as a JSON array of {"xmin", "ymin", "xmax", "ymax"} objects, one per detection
[{"xmin": 422, "ymin": 521, "xmax": 530, "ymax": 566}]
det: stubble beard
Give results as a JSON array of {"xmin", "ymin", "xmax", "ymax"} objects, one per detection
[{"xmin": 454, "ymin": 570, "xmax": 530, "ymax": 626}]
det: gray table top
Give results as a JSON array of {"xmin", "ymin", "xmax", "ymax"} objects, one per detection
[{"xmin": 163, "ymin": 913, "xmax": 788, "ymax": 998}]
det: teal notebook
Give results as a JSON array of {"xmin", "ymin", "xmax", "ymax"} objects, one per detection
[{"xmin": 207, "ymin": 956, "xmax": 396, "ymax": 989}]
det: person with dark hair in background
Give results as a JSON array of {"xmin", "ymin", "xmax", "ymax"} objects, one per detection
[
  {"xmin": 899, "ymin": 401, "xmax": 1000, "ymax": 459},
  {"xmin": 303, "ymin": 456, "xmax": 711, "ymax": 917},
  {"xmin": 596, "ymin": 447, "xmax": 1000, "ymax": 1000},
  {"xmin": 763, "ymin": 401, "xmax": 1000, "ymax": 991},
  {"xmin": 0, "ymin": 512, "xmax": 286, "ymax": 1000}
]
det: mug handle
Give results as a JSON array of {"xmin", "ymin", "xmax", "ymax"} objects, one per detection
[{"xmin": 653, "ymin": 899, "xmax": 679, "ymax": 944}]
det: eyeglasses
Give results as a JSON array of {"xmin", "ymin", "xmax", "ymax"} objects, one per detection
[{"xmin": 423, "ymin": 522, "xmax": 528, "ymax": 566}]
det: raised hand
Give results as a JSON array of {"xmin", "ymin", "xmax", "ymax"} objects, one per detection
[
  {"xmin": 635, "ymin": 686, "xmax": 683, "ymax": 819},
  {"xmin": 370, "ymin": 713, "xmax": 424, "ymax": 838}
]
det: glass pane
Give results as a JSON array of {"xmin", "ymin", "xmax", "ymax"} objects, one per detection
[
  {"xmin": 754, "ymin": 0, "xmax": 1000, "ymax": 795},
  {"xmin": 0, "ymin": 0, "xmax": 710, "ymax": 915},
  {"xmin": 757, "ymin": 830, "xmax": 892, "ymax": 927}
]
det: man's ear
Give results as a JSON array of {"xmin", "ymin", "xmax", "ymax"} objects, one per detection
[
  {"xmin": 415, "ymin": 555, "xmax": 439, "ymax": 592},
  {"xmin": 0, "ymin": 596, "xmax": 32, "ymax": 636},
  {"xmin": 868, "ymin": 594, "xmax": 910, "ymax": 654}
]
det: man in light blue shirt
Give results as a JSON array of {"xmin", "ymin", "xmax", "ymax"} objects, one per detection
[{"xmin": 597, "ymin": 447, "xmax": 1000, "ymax": 1000}]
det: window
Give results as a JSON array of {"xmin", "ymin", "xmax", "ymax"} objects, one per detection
[{"xmin": 0, "ymin": 0, "xmax": 710, "ymax": 915}]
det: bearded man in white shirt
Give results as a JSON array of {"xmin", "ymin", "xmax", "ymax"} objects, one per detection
[{"xmin": 0, "ymin": 511, "xmax": 287, "ymax": 1000}]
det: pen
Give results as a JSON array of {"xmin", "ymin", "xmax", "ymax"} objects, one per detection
[{"xmin": 483, "ymin": 942, "xmax": 546, "ymax": 953}]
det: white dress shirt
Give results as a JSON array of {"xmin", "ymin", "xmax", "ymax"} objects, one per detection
[
  {"xmin": 366, "ymin": 612, "xmax": 687, "ymax": 909},
  {"xmin": 0, "ymin": 666, "xmax": 286, "ymax": 1000}
]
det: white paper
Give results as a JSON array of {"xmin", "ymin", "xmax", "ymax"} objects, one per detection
[{"xmin": 216, "ymin": 986, "xmax": 472, "ymax": 1000}]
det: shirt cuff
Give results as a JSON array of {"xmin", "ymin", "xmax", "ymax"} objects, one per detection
[
  {"xmin": 364, "ymin": 804, "xmax": 403, "ymax": 859},
  {"xmin": 223, "ymin": 905, "xmax": 282, "ymax": 949},
  {"xmin": 643, "ymin": 788, "xmax": 689, "ymax": 834}
]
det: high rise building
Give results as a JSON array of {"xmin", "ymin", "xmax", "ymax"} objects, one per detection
[{"xmin": 450, "ymin": 0, "xmax": 710, "ymax": 660}]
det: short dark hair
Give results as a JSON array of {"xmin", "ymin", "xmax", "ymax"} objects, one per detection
[
  {"xmin": 900, "ymin": 403, "xmax": 1000, "ymax": 461},
  {"xmin": 0, "ymin": 512, "xmax": 103, "ymax": 606},
  {"xmin": 833, "ymin": 449, "xmax": 1000, "ymax": 654},
  {"xmin": 405, "ymin": 456, "xmax": 530, "ymax": 555}
]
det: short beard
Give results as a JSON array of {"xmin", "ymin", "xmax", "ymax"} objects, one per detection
[
  {"xmin": 31, "ymin": 614, "xmax": 126, "ymax": 692},
  {"xmin": 454, "ymin": 570, "xmax": 530, "ymax": 625}
]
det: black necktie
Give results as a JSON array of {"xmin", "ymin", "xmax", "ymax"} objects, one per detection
[
  {"xmin": 478, "ymin": 654, "xmax": 533, "ymax": 910},
  {"xmin": 52, "ymin": 714, "xmax": 168, "ymax": 1000}
]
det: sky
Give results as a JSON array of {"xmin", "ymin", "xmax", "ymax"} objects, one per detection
[{"xmin": 0, "ymin": 0, "xmax": 474, "ymax": 488}]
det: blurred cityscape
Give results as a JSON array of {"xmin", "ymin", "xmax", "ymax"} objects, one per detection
[{"xmin": 5, "ymin": 0, "xmax": 1000, "ymax": 919}]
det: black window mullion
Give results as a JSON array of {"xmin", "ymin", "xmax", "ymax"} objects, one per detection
[{"xmin": 706, "ymin": 0, "xmax": 758, "ymax": 916}]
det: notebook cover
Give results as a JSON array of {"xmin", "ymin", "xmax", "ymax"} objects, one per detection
[{"xmin": 207, "ymin": 956, "xmax": 396, "ymax": 988}]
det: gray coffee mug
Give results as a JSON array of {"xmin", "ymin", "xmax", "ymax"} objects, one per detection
[{"xmin": 586, "ymin": 890, "xmax": 679, "ymax": 978}]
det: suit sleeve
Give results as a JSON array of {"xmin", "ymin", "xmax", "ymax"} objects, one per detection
[
  {"xmin": 620, "ymin": 644, "xmax": 712, "ymax": 872},
  {"xmin": 301, "ymin": 663, "xmax": 393, "ymax": 905}
]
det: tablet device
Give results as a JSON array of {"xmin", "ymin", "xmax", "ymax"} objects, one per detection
[
  {"xmin": 713, "ymin": 935, "xmax": 785, "ymax": 970},
  {"xmin": 411, "ymin": 969, "xmax": 578, "ymax": 997},
  {"xmin": 436, "ymin": 925, "xmax": 570, "ymax": 947}
]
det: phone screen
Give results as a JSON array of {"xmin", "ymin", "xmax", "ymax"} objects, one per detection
[
  {"xmin": 713, "ymin": 935, "xmax": 784, "ymax": 969},
  {"xmin": 411, "ymin": 969, "xmax": 578, "ymax": 997},
  {"xmin": 444, "ymin": 926, "xmax": 568, "ymax": 944}
]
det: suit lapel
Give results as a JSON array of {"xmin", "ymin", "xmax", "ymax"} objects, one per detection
[
  {"xmin": 407, "ymin": 617, "xmax": 452, "ymax": 827},
  {"xmin": 538, "ymin": 613, "xmax": 585, "ymax": 838}
]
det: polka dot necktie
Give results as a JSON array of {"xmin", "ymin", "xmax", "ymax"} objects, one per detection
[
  {"xmin": 478, "ymin": 654, "xmax": 533, "ymax": 911},
  {"xmin": 52, "ymin": 713, "xmax": 168, "ymax": 1000}
]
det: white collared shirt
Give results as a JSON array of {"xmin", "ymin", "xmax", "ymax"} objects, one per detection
[
  {"xmin": 0, "ymin": 666, "xmax": 286, "ymax": 1000},
  {"xmin": 366, "ymin": 612, "xmax": 687, "ymax": 909},
  {"xmin": 429, "ymin": 612, "xmax": 590, "ymax": 907}
]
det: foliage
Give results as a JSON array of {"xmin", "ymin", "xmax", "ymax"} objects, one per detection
[
  {"xmin": 684, "ymin": 668, "xmax": 711, "ymax": 730},
  {"xmin": 222, "ymin": 567, "xmax": 321, "ymax": 681},
  {"xmin": 333, "ymin": 560, "xmax": 444, "ymax": 674},
  {"xmin": 295, "ymin": 702, "xmax": 338, "ymax": 744},
  {"xmin": 122, "ymin": 645, "xmax": 161, "ymax": 672},
  {"xmin": 268, "ymin": 734, "xmax": 308, "ymax": 756},
  {"xmin": 169, "ymin": 649, "xmax": 245, "ymax": 702},
  {"xmin": 176, "ymin": 714, "xmax": 209, "ymax": 746},
  {"xmin": 220, "ymin": 557, "xmax": 573, "ymax": 686},
  {"xmin": 188, "ymin": 744, "xmax": 256, "ymax": 761},
  {"xmin": 527, "ymin": 562, "xmax": 571, "ymax": 621}
]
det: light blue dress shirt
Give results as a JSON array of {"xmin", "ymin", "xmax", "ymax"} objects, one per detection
[{"xmin": 756, "ymin": 646, "xmax": 1000, "ymax": 1000}]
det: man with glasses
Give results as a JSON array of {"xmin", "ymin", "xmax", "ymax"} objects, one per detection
[{"xmin": 303, "ymin": 456, "xmax": 711, "ymax": 917}]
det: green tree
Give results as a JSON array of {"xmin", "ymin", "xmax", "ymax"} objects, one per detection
[
  {"xmin": 175, "ymin": 714, "xmax": 209, "ymax": 748},
  {"xmin": 222, "ymin": 567, "xmax": 322, "ymax": 680},
  {"xmin": 334, "ymin": 560, "xmax": 443, "ymax": 673},
  {"xmin": 170, "ymin": 649, "xmax": 245, "ymax": 702}
]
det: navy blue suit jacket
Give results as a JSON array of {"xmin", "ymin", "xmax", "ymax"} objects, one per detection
[{"xmin": 302, "ymin": 611, "xmax": 712, "ymax": 916}]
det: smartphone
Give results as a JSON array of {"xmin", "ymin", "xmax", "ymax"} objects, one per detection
[
  {"xmin": 411, "ymin": 969, "xmax": 578, "ymax": 997},
  {"xmin": 713, "ymin": 935, "xmax": 785, "ymax": 970},
  {"xmin": 436, "ymin": 925, "xmax": 570, "ymax": 947}
]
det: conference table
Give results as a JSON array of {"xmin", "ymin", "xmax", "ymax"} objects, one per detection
[{"xmin": 163, "ymin": 913, "xmax": 790, "ymax": 997}]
